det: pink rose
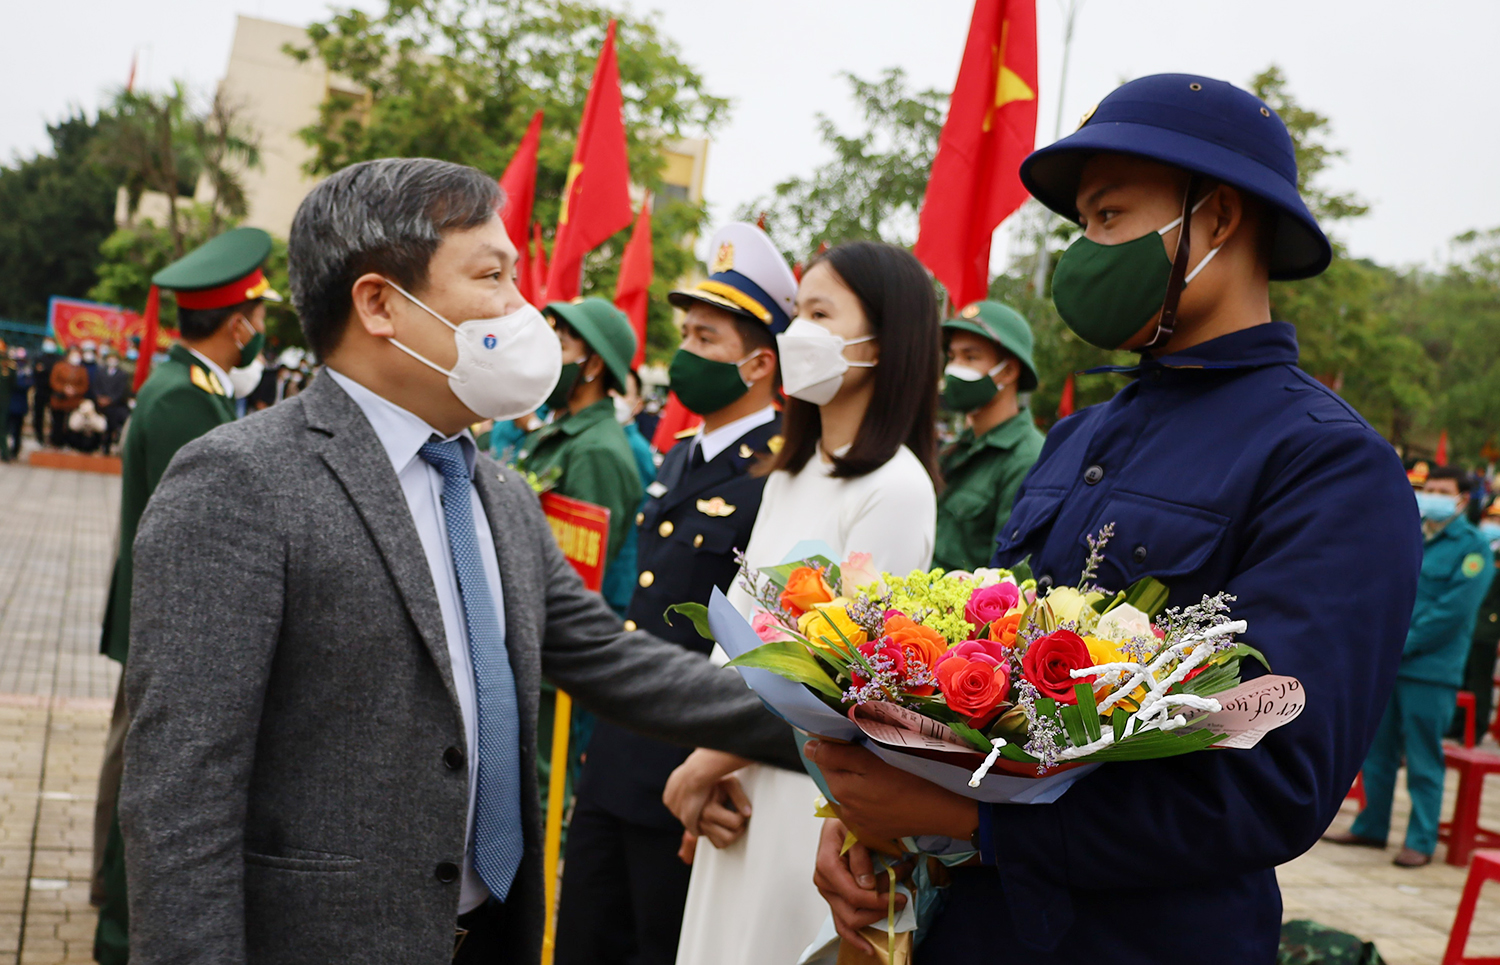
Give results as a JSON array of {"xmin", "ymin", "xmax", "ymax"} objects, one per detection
[
  {"xmin": 840, "ymin": 551, "xmax": 879, "ymax": 595},
  {"xmin": 964, "ymin": 582, "xmax": 1021, "ymax": 632},
  {"xmin": 752, "ymin": 611, "xmax": 792, "ymax": 644}
]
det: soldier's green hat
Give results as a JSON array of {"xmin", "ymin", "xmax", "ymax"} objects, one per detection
[
  {"xmin": 544, "ymin": 298, "xmax": 637, "ymax": 393},
  {"xmin": 152, "ymin": 227, "xmax": 281, "ymax": 308},
  {"xmin": 942, "ymin": 300, "xmax": 1038, "ymax": 392}
]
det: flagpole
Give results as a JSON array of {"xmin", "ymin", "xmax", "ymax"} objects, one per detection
[{"xmin": 1031, "ymin": 0, "xmax": 1082, "ymax": 295}]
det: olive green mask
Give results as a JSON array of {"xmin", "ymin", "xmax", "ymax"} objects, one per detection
[
  {"xmin": 668, "ymin": 347, "xmax": 757, "ymax": 416},
  {"xmin": 940, "ymin": 362, "xmax": 1006, "ymax": 413},
  {"xmin": 544, "ymin": 360, "xmax": 583, "ymax": 411}
]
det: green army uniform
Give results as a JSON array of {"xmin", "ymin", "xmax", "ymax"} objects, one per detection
[
  {"xmin": 934, "ymin": 300, "xmax": 1046, "ymax": 572},
  {"xmin": 1456, "ymin": 525, "xmax": 1500, "ymax": 737},
  {"xmin": 516, "ymin": 299, "xmax": 643, "ymax": 822},
  {"xmin": 95, "ymin": 227, "xmax": 278, "ymax": 965}
]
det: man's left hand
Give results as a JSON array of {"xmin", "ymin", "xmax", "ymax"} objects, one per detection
[{"xmin": 804, "ymin": 739, "xmax": 979, "ymax": 843}]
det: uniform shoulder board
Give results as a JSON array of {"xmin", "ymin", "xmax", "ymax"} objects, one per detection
[
  {"xmin": 674, "ymin": 427, "xmax": 700, "ymax": 440},
  {"xmin": 189, "ymin": 366, "xmax": 226, "ymax": 396},
  {"xmin": 767, "ymin": 434, "xmax": 784, "ymax": 454}
]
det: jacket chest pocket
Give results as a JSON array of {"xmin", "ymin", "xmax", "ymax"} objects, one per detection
[
  {"xmin": 1084, "ymin": 490, "xmax": 1229, "ymax": 591},
  {"xmin": 943, "ymin": 488, "xmax": 993, "ymax": 522},
  {"xmin": 993, "ymin": 487, "xmax": 1067, "ymax": 564}
]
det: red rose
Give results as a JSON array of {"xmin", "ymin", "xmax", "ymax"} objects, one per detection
[
  {"xmin": 1022, "ymin": 629, "xmax": 1096, "ymax": 704},
  {"xmin": 964, "ymin": 582, "xmax": 1021, "ymax": 632},
  {"xmin": 935, "ymin": 644, "xmax": 1011, "ymax": 727},
  {"xmin": 851, "ymin": 638, "xmax": 908, "ymax": 689}
]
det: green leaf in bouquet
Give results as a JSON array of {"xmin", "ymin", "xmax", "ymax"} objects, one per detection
[
  {"xmin": 1092, "ymin": 591, "xmax": 1124, "ymax": 616},
  {"xmin": 1076, "ymin": 684, "xmax": 1102, "ymax": 742},
  {"xmin": 947, "ymin": 721, "xmax": 994, "ymax": 752},
  {"xmin": 1035, "ymin": 697, "xmax": 1058, "ymax": 721},
  {"xmin": 1090, "ymin": 726, "xmax": 1222, "ymax": 761},
  {"xmin": 1121, "ymin": 576, "xmax": 1170, "ymax": 618},
  {"xmin": 1009, "ymin": 556, "xmax": 1034, "ymax": 584},
  {"xmin": 724, "ymin": 640, "xmax": 844, "ymax": 698},
  {"xmin": 1059, "ymin": 703, "xmax": 1089, "ymax": 748},
  {"xmin": 1000, "ymin": 742, "xmax": 1036, "ymax": 763},
  {"xmin": 1214, "ymin": 642, "xmax": 1271, "ymax": 672},
  {"xmin": 1112, "ymin": 708, "xmax": 1128, "ymax": 743},
  {"xmin": 663, "ymin": 603, "xmax": 716, "ymax": 642},
  {"xmin": 758, "ymin": 556, "xmax": 840, "ymax": 590}
]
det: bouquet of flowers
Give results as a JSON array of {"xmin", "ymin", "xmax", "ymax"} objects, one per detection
[{"xmin": 670, "ymin": 527, "xmax": 1304, "ymax": 801}]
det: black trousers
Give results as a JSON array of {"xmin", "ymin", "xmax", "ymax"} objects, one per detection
[
  {"xmin": 454, "ymin": 898, "xmax": 509, "ymax": 964},
  {"xmin": 554, "ymin": 798, "xmax": 692, "ymax": 965}
]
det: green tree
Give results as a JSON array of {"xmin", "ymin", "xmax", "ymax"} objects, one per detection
[
  {"xmin": 739, "ymin": 69, "xmax": 948, "ymax": 262},
  {"xmin": 290, "ymin": 0, "xmax": 728, "ymax": 361},
  {"xmin": 0, "ymin": 110, "xmax": 122, "ymax": 322}
]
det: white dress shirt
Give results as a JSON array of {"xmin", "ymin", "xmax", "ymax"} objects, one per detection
[
  {"xmin": 694, "ymin": 405, "xmax": 776, "ymax": 463},
  {"xmin": 326, "ymin": 369, "xmax": 501, "ymax": 914}
]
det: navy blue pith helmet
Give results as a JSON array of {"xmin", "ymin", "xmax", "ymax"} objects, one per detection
[{"xmin": 1020, "ymin": 73, "xmax": 1332, "ymax": 280}]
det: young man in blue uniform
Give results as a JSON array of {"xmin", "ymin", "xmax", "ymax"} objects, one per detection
[
  {"xmin": 555, "ymin": 223, "xmax": 795, "ymax": 965},
  {"xmin": 806, "ymin": 74, "xmax": 1421, "ymax": 964},
  {"xmin": 1327, "ymin": 465, "xmax": 1494, "ymax": 866}
]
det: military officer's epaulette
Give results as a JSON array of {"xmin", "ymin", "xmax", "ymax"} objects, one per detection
[
  {"xmin": 189, "ymin": 365, "xmax": 228, "ymax": 397},
  {"xmin": 674, "ymin": 427, "xmax": 699, "ymax": 440}
]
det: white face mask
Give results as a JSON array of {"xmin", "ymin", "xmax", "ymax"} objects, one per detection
[
  {"xmin": 228, "ymin": 357, "xmax": 266, "ymax": 398},
  {"xmin": 384, "ymin": 280, "xmax": 562, "ymax": 422},
  {"xmin": 776, "ymin": 317, "xmax": 876, "ymax": 406}
]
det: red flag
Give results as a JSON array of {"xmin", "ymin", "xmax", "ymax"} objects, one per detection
[
  {"xmin": 500, "ymin": 111, "xmax": 543, "ymax": 303},
  {"xmin": 913, "ymin": 0, "xmax": 1038, "ymax": 307},
  {"xmin": 530, "ymin": 224, "xmax": 549, "ymax": 304},
  {"xmin": 1057, "ymin": 372, "xmax": 1075, "ymax": 419},
  {"xmin": 614, "ymin": 199, "xmax": 653, "ymax": 369},
  {"xmin": 545, "ymin": 20, "xmax": 633, "ymax": 302},
  {"xmin": 132, "ymin": 285, "xmax": 160, "ymax": 392},
  {"xmin": 651, "ymin": 394, "xmax": 702, "ymax": 453},
  {"xmin": 1436, "ymin": 429, "xmax": 1449, "ymax": 467}
]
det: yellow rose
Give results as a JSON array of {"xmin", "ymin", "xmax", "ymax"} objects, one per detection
[
  {"xmin": 797, "ymin": 601, "xmax": 867, "ymax": 654},
  {"xmin": 1083, "ymin": 635, "xmax": 1145, "ymax": 711}
]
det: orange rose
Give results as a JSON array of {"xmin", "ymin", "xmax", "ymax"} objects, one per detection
[
  {"xmin": 987, "ymin": 611, "xmax": 1023, "ymax": 648},
  {"xmin": 780, "ymin": 566, "xmax": 836, "ymax": 617},
  {"xmin": 882, "ymin": 615, "xmax": 948, "ymax": 695}
]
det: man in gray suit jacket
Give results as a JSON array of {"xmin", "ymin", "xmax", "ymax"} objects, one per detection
[{"xmin": 120, "ymin": 157, "xmax": 798, "ymax": 964}]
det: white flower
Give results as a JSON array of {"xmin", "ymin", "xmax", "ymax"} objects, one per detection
[{"xmin": 1095, "ymin": 603, "xmax": 1155, "ymax": 642}]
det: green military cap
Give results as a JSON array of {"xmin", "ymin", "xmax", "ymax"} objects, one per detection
[
  {"xmin": 544, "ymin": 298, "xmax": 637, "ymax": 392},
  {"xmin": 152, "ymin": 227, "xmax": 281, "ymax": 307},
  {"xmin": 943, "ymin": 300, "xmax": 1038, "ymax": 392}
]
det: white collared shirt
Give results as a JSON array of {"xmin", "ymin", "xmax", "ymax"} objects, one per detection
[
  {"xmin": 325, "ymin": 369, "xmax": 501, "ymax": 914},
  {"xmin": 695, "ymin": 405, "xmax": 776, "ymax": 463},
  {"xmin": 186, "ymin": 347, "xmax": 233, "ymax": 398}
]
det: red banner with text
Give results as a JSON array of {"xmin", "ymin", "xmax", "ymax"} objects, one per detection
[
  {"xmin": 47, "ymin": 296, "xmax": 177, "ymax": 354},
  {"xmin": 540, "ymin": 492, "xmax": 611, "ymax": 593}
]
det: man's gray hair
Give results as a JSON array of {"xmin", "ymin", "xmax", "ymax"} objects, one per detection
[{"xmin": 288, "ymin": 157, "xmax": 502, "ymax": 359}]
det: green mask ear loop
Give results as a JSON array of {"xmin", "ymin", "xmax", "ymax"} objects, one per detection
[{"xmin": 1140, "ymin": 175, "xmax": 1201, "ymax": 353}]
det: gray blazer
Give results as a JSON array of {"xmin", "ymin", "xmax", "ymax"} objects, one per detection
[{"xmin": 120, "ymin": 374, "xmax": 798, "ymax": 964}]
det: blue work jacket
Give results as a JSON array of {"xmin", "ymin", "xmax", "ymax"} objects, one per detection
[
  {"xmin": 960, "ymin": 323, "xmax": 1421, "ymax": 963},
  {"xmin": 1401, "ymin": 514, "xmax": 1495, "ymax": 688}
]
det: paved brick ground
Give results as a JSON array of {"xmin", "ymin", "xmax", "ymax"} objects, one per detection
[{"xmin": 0, "ymin": 458, "xmax": 1497, "ymax": 964}]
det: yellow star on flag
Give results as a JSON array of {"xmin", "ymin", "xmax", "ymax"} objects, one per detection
[
  {"xmin": 983, "ymin": 20, "xmax": 1035, "ymax": 133},
  {"xmin": 559, "ymin": 161, "xmax": 584, "ymax": 225}
]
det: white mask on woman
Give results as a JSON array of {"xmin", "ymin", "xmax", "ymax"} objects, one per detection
[
  {"xmin": 384, "ymin": 280, "xmax": 562, "ymax": 421},
  {"xmin": 775, "ymin": 317, "xmax": 876, "ymax": 406}
]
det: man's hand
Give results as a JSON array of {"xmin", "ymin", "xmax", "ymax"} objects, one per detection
[
  {"xmin": 663, "ymin": 748, "xmax": 750, "ymax": 834},
  {"xmin": 805, "ymin": 740, "xmax": 978, "ymax": 842},
  {"xmin": 813, "ymin": 818, "xmax": 903, "ymax": 954},
  {"xmin": 697, "ymin": 775, "xmax": 752, "ymax": 849},
  {"xmin": 677, "ymin": 830, "xmax": 697, "ymax": 866}
]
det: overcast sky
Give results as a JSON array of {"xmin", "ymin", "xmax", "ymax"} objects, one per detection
[{"xmin": 6, "ymin": 0, "xmax": 1498, "ymax": 271}]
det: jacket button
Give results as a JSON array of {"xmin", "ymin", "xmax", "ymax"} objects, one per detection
[
  {"xmin": 1036, "ymin": 575, "xmax": 1054, "ymax": 591},
  {"xmin": 623, "ymin": 620, "xmax": 638, "ymax": 632},
  {"xmin": 435, "ymin": 861, "xmax": 460, "ymax": 883},
  {"xmin": 639, "ymin": 571, "xmax": 654, "ymax": 588},
  {"xmin": 443, "ymin": 746, "xmax": 464, "ymax": 770},
  {"xmin": 1133, "ymin": 545, "xmax": 1148, "ymax": 563},
  {"xmin": 659, "ymin": 521, "xmax": 675, "ymax": 537},
  {"xmin": 636, "ymin": 512, "xmax": 644, "ymax": 526},
  {"xmin": 1084, "ymin": 464, "xmax": 1105, "ymax": 485},
  {"xmin": 693, "ymin": 534, "xmax": 704, "ymax": 548}
]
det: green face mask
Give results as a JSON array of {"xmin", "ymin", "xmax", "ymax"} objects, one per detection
[
  {"xmin": 668, "ymin": 347, "xmax": 756, "ymax": 416},
  {"xmin": 940, "ymin": 362, "xmax": 1005, "ymax": 412},
  {"xmin": 545, "ymin": 361, "xmax": 582, "ymax": 411},
  {"xmin": 236, "ymin": 325, "xmax": 265, "ymax": 368},
  {"xmin": 1051, "ymin": 192, "xmax": 1219, "ymax": 350}
]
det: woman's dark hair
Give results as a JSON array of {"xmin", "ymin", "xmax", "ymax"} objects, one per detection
[{"xmin": 765, "ymin": 240, "xmax": 941, "ymax": 485}]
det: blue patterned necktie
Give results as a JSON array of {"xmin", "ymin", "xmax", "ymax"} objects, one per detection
[{"xmin": 418, "ymin": 437, "xmax": 524, "ymax": 900}]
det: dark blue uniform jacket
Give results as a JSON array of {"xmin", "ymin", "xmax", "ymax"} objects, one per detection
[{"xmin": 925, "ymin": 323, "xmax": 1421, "ymax": 964}]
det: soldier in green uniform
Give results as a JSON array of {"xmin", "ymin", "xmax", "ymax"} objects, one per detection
[
  {"xmin": 516, "ymin": 297, "xmax": 643, "ymax": 818},
  {"xmin": 933, "ymin": 300, "xmax": 1046, "ymax": 572},
  {"xmin": 94, "ymin": 227, "xmax": 279, "ymax": 964},
  {"xmin": 1327, "ymin": 465, "xmax": 1495, "ymax": 867},
  {"xmin": 1459, "ymin": 499, "xmax": 1500, "ymax": 737}
]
